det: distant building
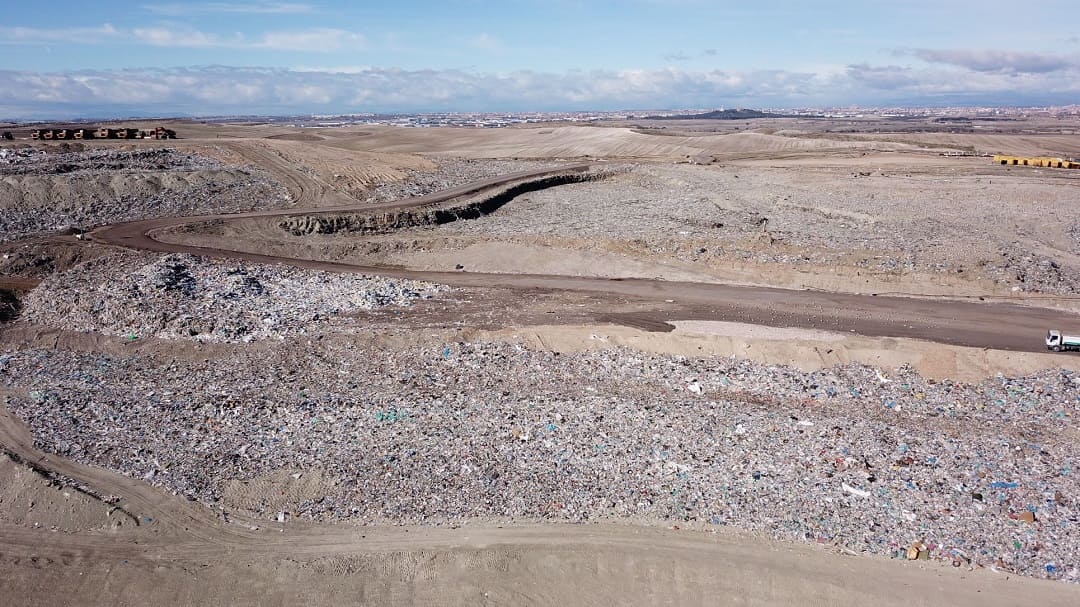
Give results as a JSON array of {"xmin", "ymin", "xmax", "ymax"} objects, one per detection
[{"xmin": 993, "ymin": 155, "xmax": 1079, "ymax": 169}]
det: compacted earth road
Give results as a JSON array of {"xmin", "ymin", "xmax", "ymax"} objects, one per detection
[
  {"xmin": 89, "ymin": 163, "xmax": 1079, "ymax": 353},
  {"xmin": 3, "ymin": 129, "xmax": 1080, "ymax": 606}
]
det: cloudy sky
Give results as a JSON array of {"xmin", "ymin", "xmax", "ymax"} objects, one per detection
[{"xmin": 2, "ymin": 0, "xmax": 1078, "ymax": 118}]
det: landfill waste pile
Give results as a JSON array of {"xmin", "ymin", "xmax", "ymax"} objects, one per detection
[
  {"xmin": 362, "ymin": 158, "xmax": 567, "ymax": 203},
  {"xmin": 20, "ymin": 252, "xmax": 448, "ymax": 342},
  {"xmin": 426, "ymin": 163, "xmax": 1080, "ymax": 294},
  {"xmin": 0, "ymin": 147, "xmax": 223, "ymax": 175},
  {"xmin": 0, "ymin": 147, "xmax": 289, "ymax": 241},
  {"xmin": 0, "ymin": 148, "xmax": 47, "ymax": 166},
  {"xmin": 1, "ymin": 337, "xmax": 1076, "ymax": 581}
]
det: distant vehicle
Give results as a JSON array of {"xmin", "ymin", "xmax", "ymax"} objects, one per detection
[
  {"xmin": 1045, "ymin": 330, "xmax": 1080, "ymax": 352},
  {"xmin": 1, "ymin": 131, "xmax": 12, "ymax": 140}
]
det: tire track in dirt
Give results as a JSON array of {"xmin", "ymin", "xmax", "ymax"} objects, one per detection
[
  {"xmin": 83, "ymin": 148, "xmax": 1080, "ymax": 353},
  {"xmin": 217, "ymin": 140, "xmax": 347, "ymax": 208},
  {"xmin": 5, "ymin": 143, "xmax": 1073, "ymax": 546},
  {"xmin": 4, "ymin": 143, "xmax": 1080, "ymax": 605}
]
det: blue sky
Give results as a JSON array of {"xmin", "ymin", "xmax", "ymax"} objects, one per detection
[{"xmin": 2, "ymin": 1, "xmax": 1078, "ymax": 118}]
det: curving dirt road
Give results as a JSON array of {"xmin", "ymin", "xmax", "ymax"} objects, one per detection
[
  {"xmin": 6, "ymin": 152, "xmax": 1080, "ymax": 605},
  {"xmin": 3, "ymin": 400, "xmax": 1078, "ymax": 607},
  {"xmin": 86, "ymin": 161, "xmax": 1080, "ymax": 353}
]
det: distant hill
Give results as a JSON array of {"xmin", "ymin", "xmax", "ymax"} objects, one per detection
[{"xmin": 645, "ymin": 109, "xmax": 798, "ymax": 120}]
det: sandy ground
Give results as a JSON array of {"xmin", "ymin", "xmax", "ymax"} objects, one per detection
[
  {"xmin": 158, "ymin": 151, "xmax": 1080, "ymax": 308},
  {"xmin": 0, "ymin": 403, "xmax": 1075, "ymax": 607},
  {"xmin": 4, "ymin": 118, "xmax": 1080, "ymax": 605},
  {"xmin": 6, "ymin": 522, "xmax": 1077, "ymax": 607},
  {"xmin": 481, "ymin": 321, "xmax": 1080, "ymax": 382}
]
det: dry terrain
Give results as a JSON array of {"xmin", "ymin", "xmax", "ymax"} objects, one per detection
[{"xmin": 2, "ymin": 116, "xmax": 1080, "ymax": 605}]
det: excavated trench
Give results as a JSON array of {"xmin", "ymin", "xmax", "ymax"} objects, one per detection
[
  {"xmin": 0, "ymin": 288, "xmax": 21, "ymax": 323},
  {"xmin": 279, "ymin": 172, "xmax": 609, "ymax": 236}
]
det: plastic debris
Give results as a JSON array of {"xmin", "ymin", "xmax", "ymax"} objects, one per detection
[
  {"xmin": 842, "ymin": 483, "xmax": 871, "ymax": 499},
  {"xmin": 2, "ymin": 335, "xmax": 1078, "ymax": 582}
]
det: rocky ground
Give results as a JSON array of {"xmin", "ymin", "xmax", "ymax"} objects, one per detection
[
  {"xmin": 1, "ymin": 325, "xmax": 1077, "ymax": 581},
  {"xmin": 2, "ymin": 137, "xmax": 1079, "ymax": 594},
  {"xmin": 360, "ymin": 157, "xmax": 568, "ymax": 202},
  {"xmin": 0, "ymin": 147, "xmax": 222, "ymax": 175},
  {"xmin": 20, "ymin": 252, "xmax": 447, "ymax": 342},
  {"xmin": 404, "ymin": 162, "xmax": 1080, "ymax": 294},
  {"xmin": 0, "ymin": 147, "xmax": 289, "ymax": 241}
]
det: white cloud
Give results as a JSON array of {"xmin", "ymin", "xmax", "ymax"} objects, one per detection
[
  {"xmin": 2, "ymin": 63, "xmax": 1079, "ymax": 119},
  {"xmin": 143, "ymin": 2, "xmax": 314, "ymax": 15},
  {"xmin": 258, "ymin": 28, "xmax": 364, "ymax": 52},
  {"xmin": 0, "ymin": 24, "xmax": 367, "ymax": 52},
  {"xmin": 468, "ymin": 33, "xmax": 503, "ymax": 52},
  {"xmin": 0, "ymin": 24, "xmax": 120, "ymax": 45},
  {"xmin": 133, "ymin": 27, "xmax": 234, "ymax": 48},
  {"xmin": 132, "ymin": 27, "xmax": 364, "ymax": 51},
  {"xmin": 908, "ymin": 48, "xmax": 1077, "ymax": 74}
]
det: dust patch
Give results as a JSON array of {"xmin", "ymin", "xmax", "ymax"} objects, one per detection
[
  {"xmin": 672, "ymin": 320, "xmax": 847, "ymax": 342},
  {"xmin": 0, "ymin": 454, "xmax": 124, "ymax": 533},
  {"xmin": 265, "ymin": 133, "xmax": 325, "ymax": 142},
  {"xmin": 479, "ymin": 322, "xmax": 1080, "ymax": 381},
  {"xmin": 397, "ymin": 240, "xmax": 722, "ymax": 282},
  {"xmin": 0, "ymin": 288, "xmax": 20, "ymax": 322},
  {"xmin": 222, "ymin": 468, "xmax": 338, "ymax": 520}
]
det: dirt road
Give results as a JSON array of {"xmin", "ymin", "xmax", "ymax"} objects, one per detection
[
  {"xmin": 87, "ymin": 162, "xmax": 1079, "ymax": 353},
  {"xmin": 7, "ymin": 144, "xmax": 1080, "ymax": 605},
  {"xmin": 1, "ymin": 402, "xmax": 1076, "ymax": 607}
]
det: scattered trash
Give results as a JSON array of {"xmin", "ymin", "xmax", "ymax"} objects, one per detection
[
  {"xmin": 21, "ymin": 252, "xmax": 448, "ymax": 343},
  {"xmin": 375, "ymin": 408, "xmax": 409, "ymax": 423},
  {"xmin": 842, "ymin": 483, "xmax": 871, "ymax": 499},
  {"xmin": 0, "ymin": 147, "xmax": 290, "ymax": 243},
  {"xmin": 907, "ymin": 540, "xmax": 927, "ymax": 561},
  {"xmin": 2, "ymin": 338, "xmax": 1077, "ymax": 582}
]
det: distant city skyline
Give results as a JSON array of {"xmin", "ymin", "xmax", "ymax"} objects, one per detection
[{"xmin": 2, "ymin": 1, "xmax": 1079, "ymax": 119}]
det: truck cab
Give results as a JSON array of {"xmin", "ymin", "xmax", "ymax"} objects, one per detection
[
  {"xmin": 1047, "ymin": 330, "xmax": 1061, "ymax": 350},
  {"xmin": 1046, "ymin": 330, "xmax": 1080, "ymax": 352}
]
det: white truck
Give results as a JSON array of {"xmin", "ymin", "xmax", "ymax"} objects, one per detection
[{"xmin": 1045, "ymin": 330, "xmax": 1080, "ymax": 352}]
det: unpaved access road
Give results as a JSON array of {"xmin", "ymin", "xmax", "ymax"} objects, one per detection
[
  {"xmin": 8, "ymin": 153, "xmax": 1080, "ymax": 606},
  {"xmin": 88, "ymin": 162, "xmax": 1080, "ymax": 354},
  {"xmin": 1, "ymin": 402, "xmax": 1076, "ymax": 607}
]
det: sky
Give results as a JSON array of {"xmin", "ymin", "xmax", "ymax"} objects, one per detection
[{"xmin": 1, "ymin": 0, "xmax": 1079, "ymax": 118}]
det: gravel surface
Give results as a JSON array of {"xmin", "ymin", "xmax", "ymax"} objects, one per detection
[
  {"xmin": 361, "ymin": 158, "xmax": 568, "ymax": 203},
  {"xmin": 0, "ymin": 147, "xmax": 289, "ymax": 241},
  {"xmin": 423, "ymin": 163, "xmax": 1080, "ymax": 293},
  {"xmin": 20, "ymin": 252, "xmax": 448, "ymax": 342},
  {"xmin": 2, "ymin": 337, "xmax": 1076, "ymax": 581},
  {"xmin": 0, "ymin": 147, "xmax": 223, "ymax": 175},
  {"xmin": 3, "ymin": 144, "xmax": 1079, "ymax": 587}
]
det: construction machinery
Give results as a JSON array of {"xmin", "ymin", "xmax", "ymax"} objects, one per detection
[{"xmin": 30, "ymin": 126, "xmax": 176, "ymax": 141}]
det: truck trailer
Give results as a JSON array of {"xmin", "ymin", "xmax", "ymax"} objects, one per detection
[{"xmin": 1045, "ymin": 330, "xmax": 1080, "ymax": 352}]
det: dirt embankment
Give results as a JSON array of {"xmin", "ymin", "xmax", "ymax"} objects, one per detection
[
  {"xmin": 0, "ymin": 289, "xmax": 20, "ymax": 323},
  {"xmin": 279, "ymin": 172, "xmax": 610, "ymax": 236},
  {"xmin": 5, "ymin": 123, "xmax": 1080, "ymax": 605},
  {"xmin": 0, "ymin": 147, "xmax": 289, "ymax": 241}
]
